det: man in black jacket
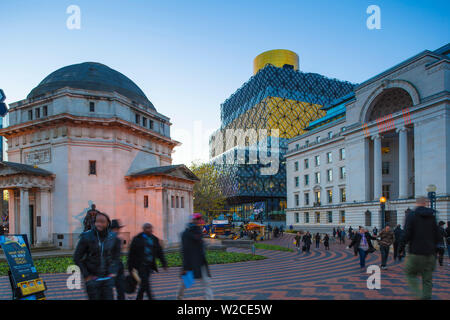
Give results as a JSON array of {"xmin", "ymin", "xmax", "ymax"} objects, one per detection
[
  {"xmin": 393, "ymin": 224, "xmax": 405, "ymax": 261},
  {"xmin": 73, "ymin": 212, "xmax": 121, "ymax": 300},
  {"xmin": 110, "ymin": 219, "xmax": 125, "ymax": 300},
  {"xmin": 128, "ymin": 223, "xmax": 167, "ymax": 300},
  {"xmin": 404, "ymin": 197, "xmax": 440, "ymax": 300},
  {"xmin": 177, "ymin": 213, "xmax": 213, "ymax": 300}
]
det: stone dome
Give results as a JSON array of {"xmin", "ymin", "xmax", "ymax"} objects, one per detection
[{"xmin": 27, "ymin": 62, "xmax": 155, "ymax": 110}]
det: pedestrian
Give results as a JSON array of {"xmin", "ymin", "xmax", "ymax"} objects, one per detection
[
  {"xmin": 377, "ymin": 225, "xmax": 394, "ymax": 270},
  {"xmin": 393, "ymin": 224, "xmax": 405, "ymax": 262},
  {"xmin": 333, "ymin": 228, "xmax": 336, "ymax": 239},
  {"xmin": 446, "ymin": 222, "xmax": 450, "ymax": 264},
  {"xmin": 372, "ymin": 226, "xmax": 378, "ymax": 236},
  {"xmin": 74, "ymin": 212, "xmax": 120, "ymax": 300},
  {"xmin": 302, "ymin": 232, "xmax": 312, "ymax": 253},
  {"xmin": 324, "ymin": 234, "xmax": 330, "ymax": 250},
  {"xmin": 110, "ymin": 219, "xmax": 126, "ymax": 300},
  {"xmin": 341, "ymin": 229, "xmax": 346, "ymax": 244},
  {"xmin": 294, "ymin": 232, "xmax": 302, "ymax": 255},
  {"xmin": 82, "ymin": 204, "xmax": 100, "ymax": 232},
  {"xmin": 436, "ymin": 221, "xmax": 446, "ymax": 267},
  {"xmin": 315, "ymin": 233, "xmax": 321, "ymax": 249},
  {"xmin": 348, "ymin": 227, "xmax": 377, "ymax": 271},
  {"xmin": 177, "ymin": 213, "xmax": 213, "ymax": 300},
  {"xmin": 280, "ymin": 225, "xmax": 284, "ymax": 237},
  {"xmin": 404, "ymin": 197, "xmax": 440, "ymax": 300},
  {"xmin": 348, "ymin": 226, "xmax": 353, "ymax": 239},
  {"xmin": 128, "ymin": 223, "xmax": 168, "ymax": 300}
]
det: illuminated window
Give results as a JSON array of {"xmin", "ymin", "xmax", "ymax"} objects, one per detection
[
  {"xmin": 315, "ymin": 212, "xmax": 320, "ymax": 223},
  {"xmin": 327, "ymin": 189, "xmax": 333, "ymax": 203},
  {"xmin": 340, "ymin": 210, "xmax": 345, "ymax": 223},
  {"xmin": 340, "ymin": 188, "xmax": 346, "ymax": 202}
]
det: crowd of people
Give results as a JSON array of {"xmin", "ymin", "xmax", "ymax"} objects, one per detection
[{"xmin": 74, "ymin": 206, "xmax": 213, "ymax": 300}]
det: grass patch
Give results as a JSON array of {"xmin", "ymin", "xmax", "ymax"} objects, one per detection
[
  {"xmin": 255, "ymin": 243, "xmax": 294, "ymax": 252},
  {"xmin": 0, "ymin": 250, "xmax": 265, "ymax": 276}
]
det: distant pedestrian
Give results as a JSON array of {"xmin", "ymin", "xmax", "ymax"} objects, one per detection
[
  {"xmin": 404, "ymin": 197, "xmax": 440, "ymax": 300},
  {"xmin": 82, "ymin": 204, "xmax": 100, "ymax": 232},
  {"xmin": 372, "ymin": 226, "xmax": 378, "ymax": 236},
  {"xmin": 280, "ymin": 225, "xmax": 284, "ymax": 237},
  {"xmin": 446, "ymin": 222, "xmax": 450, "ymax": 264},
  {"xmin": 74, "ymin": 212, "xmax": 120, "ymax": 300},
  {"xmin": 302, "ymin": 232, "xmax": 312, "ymax": 253},
  {"xmin": 378, "ymin": 225, "xmax": 394, "ymax": 270},
  {"xmin": 177, "ymin": 213, "xmax": 213, "ymax": 300},
  {"xmin": 110, "ymin": 219, "xmax": 125, "ymax": 300},
  {"xmin": 295, "ymin": 232, "xmax": 302, "ymax": 255},
  {"xmin": 315, "ymin": 233, "xmax": 321, "ymax": 249},
  {"xmin": 349, "ymin": 227, "xmax": 377, "ymax": 270},
  {"xmin": 128, "ymin": 223, "xmax": 168, "ymax": 300},
  {"xmin": 436, "ymin": 221, "xmax": 446, "ymax": 267},
  {"xmin": 393, "ymin": 224, "xmax": 406, "ymax": 262},
  {"xmin": 333, "ymin": 228, "xmax": 337, "ymax": 239},
  {"xmin": 348, "ymin": 226, "xmax": 353, "ymax": 239},
  {"xmin": 324, "ymin": 234, "xmax": 330, "ymax": 250}
]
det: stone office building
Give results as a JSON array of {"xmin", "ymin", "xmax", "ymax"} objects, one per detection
[
  {"xmin": 0, "ymin": 62, "xmax": 198, "ymax": 248},
  {"xmin": 286, "ymin": 44, "xmax": 450, "ymax": 233}
]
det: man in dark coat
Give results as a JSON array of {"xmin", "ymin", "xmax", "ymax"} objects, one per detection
[
  {"xmin": 302, "ymin": 232, "xmax": 312, "ymax": 253},
  {"xmin": 378, "ymin": 225, "xmax": 395, "ymax": 270},
  {"xmin": 393, "ymin": 224, "xmax": 405, "ymax": 261},
  {"xmin": 74, "ymin": 212, "xmax": 121, "ymax": 300},
  {"xmin": 404, "ymin": 197, "xmax": 440, "ymax": 300},
  {"xmin": 110, "ymin": 219, "xmax": 125, "ymax": 300},
  {"xmin": 128, "ymin": 223, "xmax": 167, "ymax": 300},
  {"xmin": 177, "ymin": 213, "xmax": 213, "ymax": 300}
]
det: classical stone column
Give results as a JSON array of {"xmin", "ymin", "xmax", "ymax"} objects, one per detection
[
  {"xmin": 372, "ymin": 135, "xmax": 382, "ymax": 200},
  {"xmin": 37, "ymin": 188, "xmax": 51, "ymax": 244},
  {"xmin": 19, "ymin": 188, "xmax": 30, "ymax": 242},
  {"xmin": 397, "ymin": 127, "xmax": 409, "ymax": 199},
  {"xmin": 7, "ymin": 190, "xmax": 16, "ymax": 233}
]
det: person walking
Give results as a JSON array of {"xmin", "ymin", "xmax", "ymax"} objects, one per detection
[
  {"xmin": 446, "ymin": 222, "xmax": 450, "ymax": 265},
  {"xmin": 393, "ymin": 225, "xmax": 406, "ymax": 262},
  {"xmin": 302, "ymin": 232, "xmax": 312, "ymax": 253},
  {"xmin": 128, "ymin": 223, "xmax": 168, "ymax": 300},
  {"xmin": 177, "ymin": 213, "xmax": 213, "ymax": 300},
  {"xmin": 404, "ymin": 197, "xmax": 440, "ymax": 300},
  {"xmin": 315, "ymin": 233, "xmax": 321, "ymax": 249},
  {"xmin": 378, "ymin": 225, "xmax": 395, "ymax": 270},
  {"xmin": 279, "ymin": 225, "xmax": 284, "ymax": 237},
  {"xmin": 110, "ymin": 219, "xmax": 126, "ymax": 300},
  {"xmin": 333, "ymin": 228, "xmax": 337, "ymax": 239},
  {"xmin": 436, "ymin": 221, "xmax": 446, "ymax": 267},
  {"xmin": 324, "ymin": 234, "xmax": 330, "ymax": 250},
  {"xmin": 74, "ymin": 212, "xmax": 121, "ymax": 300},
  {"xmin": 348, "ymin": 227, "xmax": 377, "ymax": 271},
  {"xmin": 348, "ymin": 226, "xmax": 353, "ymax": 239},
  {"xmin": 372, "ymin": 226, "xmax": 378, "ymax": 236},
  {"xmin": 82, "ymin": 204, "xmax": 100, "ymax": 232},
  {"xmin": 294, "ymin": 232, "xmax": 302, "ymax": 255}
]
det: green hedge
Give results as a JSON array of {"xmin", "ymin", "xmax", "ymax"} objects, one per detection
[
  {"xmin": 254, "ymin": 243, "xmax": 294, "ymax": 252},
  {"xmin": 0, "ymin": 250, "xmax": 265, "ymax": 276}
]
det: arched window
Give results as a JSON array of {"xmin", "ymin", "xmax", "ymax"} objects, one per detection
[
  {"xmin": 365, "ymin": 210, "xmax": 372, "ymax": 226},
  {"xmin": 367, "ymin": 88, "xmax": 413, "ymax": 122}
]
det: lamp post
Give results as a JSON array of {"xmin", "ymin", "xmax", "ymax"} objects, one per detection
[
  {"xmin": 426, "ymin": 184, "xmax": 437, "ymax": 213},
  {"xmin": 379, "ymin": 196, "xmax": 386, "ymax": 229}
]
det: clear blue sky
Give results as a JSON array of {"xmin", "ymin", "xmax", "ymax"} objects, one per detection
[{"xmin": 1, "ymin": 0, "xmax": 449, "ymax": 164}]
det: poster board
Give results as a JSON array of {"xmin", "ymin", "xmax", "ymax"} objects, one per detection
[{"xmin": 0, "ymin": 234, "xmax": 46, "ymax": 300}]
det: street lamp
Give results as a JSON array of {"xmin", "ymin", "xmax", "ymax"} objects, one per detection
[
  {"xmin": 426, "ymin": 184, "xmax": 437, "ymax": 213},
  {"xmin": 379, "ymin": 196, "xmax": 386, "ymax": 229}
]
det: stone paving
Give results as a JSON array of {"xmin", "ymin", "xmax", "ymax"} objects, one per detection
[{"xmin": 0, "ymin": 233, "xmax": 448, "ymax": 300}]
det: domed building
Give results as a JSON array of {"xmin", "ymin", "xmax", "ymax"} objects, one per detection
[{"xmin": 0, "ymin": 62, "xmax": 198, "ymax": 248}]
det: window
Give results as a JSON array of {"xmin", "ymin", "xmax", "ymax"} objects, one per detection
[
  {"xmin": 305, "ymin": 140, "xmax": 309, "ymax": 147},
  {"xmin": 327, "ymin": 169, "xmax": 333, "ymax": 182},
  {"xmin": 316, "ymin": 136, "xmax": 321, "ymax": 143},
  {"xmin": 89, "ymin": 102, "xmax": 95, "ymax": 112},
  {"xmin": 314, "ymin": 191, "xmax": 321, "ymax": 205},
  {"xmin": 304, "ymin": 212, "xmax": 310, "ymax": 223},
  {"xmin": 35, "ymin": 108, "xmax": 40, "ymax": 119},
  {"xmin": 176, "ymin": 196, "xmax": 179, "ymax": 208},
  {"xmin": 144, "ymin": 196, "xmax": 149, "ymax": 208},
  {"xmin": 315, "ymin": 155, "xmax": 320, "ymax": 166},
  {"xmin": 339, "ymin": 148, "xmax": 346, "ymax": 161},
  {"xmin": 28, "ymin": 110, "xmax": 33, "ymax": 120},
  {"xmin": 295, "ymin": 212, "xmax": 299, "ymax": 223},
  {"xmin": 327, "ymin": 211, "xmax": 333, "ymax": 223},
  {"xmin": 340, "ymin": 210, "xmax": 346, "ymax": 223},
  {"xmin": 340, "ymin": 166, "xmax": 346, "ymax": 179},
  {"xmin": 304, "ymin": 174, "xmax": 309, "ymax": 186},
  {"xmin": 294, "ymin": 161, "xmax": 299, "ymax": 172},
  {"xmin": 315, "ymin": 212, "xmax": 320, "ymax": 223},
  {"xmin": 382, "ymin": 185, "xmax": 391, "ymax": 199},
  {"xmin": 143, "ymin": 117, "xmax": 147, "ymax": 127},
  {"xmin": 327, "ymin": 152, "xmax": 332, "ymax": 163},
  {"xmin": 295, "ymin": 144, "xmax": 299, "ymax": 150},
  {"xmin": 304, "ymin": 193, "xmax": 310, "ymax": 206},
  {"xmin": 365, "ymin": 210, "xmax": 372, "ymax": 226},
  {"xmin": 135, "ymin": 114, "xmax": 140, "ymax": 124},
  {"xmin": 327, "ymin": 189, "xmax": 333, "ymax": 203},
  {"xmin": 43, "ymin": 105, "xmax": 48, "ymax": 117},
  {"xmin": 149, "ymin": 120, "xmax": 154, "ymax": 129},
  {"xmin": 382, "ymin": 162, "xmax": 390, "ymax": 175},
  {"xmin": 89, "ymin": 160, "xmax": 97, "ymax": 175},
  {"xmin": 181, "ymin": 197, "xmax": 185, "ymax": 208},
  {"xmin": 328, "ymin": 132, "xmax": 333, "ymax": 139},
  {"xmin": 304, "ymin": 159, "xmax": 309, "ymax": 169},
  {"xmin": 295, "ymin": 177, "xmax": 299, "ymax": 187},
  {"xmin": 315, "ymin": 172, "xmax": 321, "ymax": 184},
  {"xmin": 294, "ymin": 194, "xmax": 299, "ymax": 207},
  {"xmin": 171, "ymin": 196, "xmax": 175, "ymax": 208},
  {"xmin": 340, "ymin": 188, "xmax": 346, "ymax": 202}
]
